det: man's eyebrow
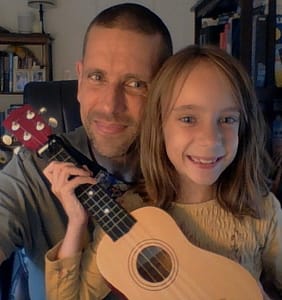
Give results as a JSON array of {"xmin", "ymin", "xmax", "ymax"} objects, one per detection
[
  {"xmin": 86, "ymin": 68, "xmax": 105, "ymax": 74},
  {"xmin": 124, "ymin": 73, "xmax": 148, "ymax": 81}
]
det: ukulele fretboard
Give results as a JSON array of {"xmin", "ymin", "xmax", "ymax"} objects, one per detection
[{"xmin": 41, "ymin": 136, "xmax": 136, "ymax": 241}]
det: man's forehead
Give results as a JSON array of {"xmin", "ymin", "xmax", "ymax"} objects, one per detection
[{"xmin": 84, "ymin": 27, "xmax": 162, "ymax": 77}]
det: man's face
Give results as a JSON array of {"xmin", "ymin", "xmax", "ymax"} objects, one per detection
[{"xmin": 76, "ymin": 26, "xmax": 162, "ymax": 158}]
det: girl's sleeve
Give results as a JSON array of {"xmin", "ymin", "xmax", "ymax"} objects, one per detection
[
  {"xmin": 45, "ymin": 229, "xmax": 111, "ymax": 300},
  {"xmin": 45, "ymin": 190, "xmax": 144, "ymax": 299}
]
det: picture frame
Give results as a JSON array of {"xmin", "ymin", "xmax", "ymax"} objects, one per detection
[
  {"xmin": 30, "ymin": 69, "xmax": 46, "ymax": 82},
  {"xmin": 13, "ymin": 69, "xmax": 30, "ymax": 92}
]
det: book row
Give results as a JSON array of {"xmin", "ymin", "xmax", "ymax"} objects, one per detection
[{"xmin": 0, "ymin": 50, "xmax": 46, "ymax": 93}]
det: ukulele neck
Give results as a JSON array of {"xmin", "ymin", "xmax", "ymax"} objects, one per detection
[{"xmin": 39, "ymin": 135, "xmax": 137, "ymax": 241}]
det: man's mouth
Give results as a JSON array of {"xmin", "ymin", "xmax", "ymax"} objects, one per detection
[{"xmin": 94, "ymin": 120, "xmax": 127, "ymax": 135}]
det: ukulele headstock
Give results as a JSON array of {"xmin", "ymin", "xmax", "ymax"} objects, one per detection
[{"xmin": 2, "ymin": 104, "xmax": 53, "ymax": 151}]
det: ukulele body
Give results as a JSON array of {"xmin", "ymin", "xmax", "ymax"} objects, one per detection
[{"xmin": 97, "ymin": 206, "xmax": 262, "ymax": 300}]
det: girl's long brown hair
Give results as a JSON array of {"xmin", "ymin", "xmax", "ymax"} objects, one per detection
[{"xmin": 140, "ymin": 45, "xmax": 272, "ymax": 218}]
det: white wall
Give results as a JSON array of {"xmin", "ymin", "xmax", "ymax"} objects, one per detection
[{"xmin": 0, "ymin": 0, "xmax": 195, "ymax": 81}]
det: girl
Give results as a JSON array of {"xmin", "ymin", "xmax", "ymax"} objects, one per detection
[
  {"xmin": 45, "ymin": 45, "xmax": 282, "ymax": 299},
  {"xmin": 140, "ymin": 45, "xmax": 282, "ymax": 298}
]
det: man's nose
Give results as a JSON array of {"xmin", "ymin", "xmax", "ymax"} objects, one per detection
[{"xmin": 101, "ymin": 83, "xmax": 127, "ymax": 114}]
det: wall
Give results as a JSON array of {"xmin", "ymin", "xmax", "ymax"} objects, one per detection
[{"xmin": 0, "ymin": 0, "xmax": 195, "ymax": 80}]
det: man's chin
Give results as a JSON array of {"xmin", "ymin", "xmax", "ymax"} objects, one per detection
[
  {"xmin": 93, "ymin": 143, "xmax": 129, "ymax": 159},
  {"xmin": 89, "ymin": 133, "xmax": 136, "ymax": 159}
]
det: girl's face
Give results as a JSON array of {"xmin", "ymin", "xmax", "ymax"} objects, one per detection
[{"xmin": 163, "ymin": 61, "xmax": 240, "ymax": 190}]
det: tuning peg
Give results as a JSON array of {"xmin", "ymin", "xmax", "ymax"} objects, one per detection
[
  {"xmin": 11, "ymin": 121, "xmax": 20, "ymax": 131},
  {"xmin": 0, "ymin": 155, "xmax": 7, "ymax": 165},
  {"xmin": 39, "ymin": 107, "xmax": 47, "ymax": 115},
  {"xmin": 36, "ymin": 121, "xmax": 45, "ymax": 131},
  {"xmin": 48, "ymin": 117, "xmax": 58, "ymax": 129},
  {"xmin": 26, "ymin": 110, "xmax": 35, "ymax": 120},
  {"xmin": 2, "ymin": 134, "xmax": 13, "ymax": 146},
  {"xmin": 23, "ymin": 132, "xmax": 32, "ymax": 141}
]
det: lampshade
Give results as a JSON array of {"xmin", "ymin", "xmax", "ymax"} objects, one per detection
[
  {"xmin": 27, "ymin": 0, "xmax": 56, "ymax": 33},
  {"xmin": 28, "ymin": 0, "xmax": 56, "ymax": 9}
]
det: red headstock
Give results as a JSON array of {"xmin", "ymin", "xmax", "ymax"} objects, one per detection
[{"xmin": 3, "ymin": 104, "xmax": 52, "ymax": 151}]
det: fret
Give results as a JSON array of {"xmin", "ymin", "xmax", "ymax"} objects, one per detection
[{"xmin": 47, "ymin": 147, "xmax": 72, "ymax": 163}]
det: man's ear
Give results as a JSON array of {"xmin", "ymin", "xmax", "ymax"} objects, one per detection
[
  {"xmin": 76, "ymin": 60, "xmax": 83, "ymax": 81},
  {"xmin": 76, "ymin": 60, "xmax": 83, "ymax": 103}
]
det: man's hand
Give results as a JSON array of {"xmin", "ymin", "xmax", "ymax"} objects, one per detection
[
  {"xmin": 43, "ymin": 161, "xmax": 97, "ymax": 259},
  {"xmin": 44, "ymin": 161, "xmax": 96, "ymax": 225}
]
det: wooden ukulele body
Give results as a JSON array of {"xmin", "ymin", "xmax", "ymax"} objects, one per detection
[{"xmin": 97, "ymin": 206, "xmax": 262, "ymax": 300}]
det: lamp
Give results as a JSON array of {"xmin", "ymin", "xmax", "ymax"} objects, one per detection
[{"xmin": 28, "ymin": 0, "xmax": 56, "ymax": 34}]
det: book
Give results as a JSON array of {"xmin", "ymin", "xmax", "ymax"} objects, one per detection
[
  {"xmin": 8, "ymin": 52, "xmax": 13, "ymax": 93},
  {"xmin": 275, "ymin": 14, "xmax": 282, "ymax": 87},
  {"xmin": 251, "ymin": 14, "xmax": 267, "ymax": 87},
  {"xmin": 0, "ymin": 51, "xmax": 6, "ymax": 92},
  {"xmin": 2, "ymin": 52, "xmax": 9, "ymax": 93}
]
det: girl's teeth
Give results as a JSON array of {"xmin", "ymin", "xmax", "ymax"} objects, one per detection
[{"xmin": 192, "ymin": 157, "xmax": 217, "ymax": 164}]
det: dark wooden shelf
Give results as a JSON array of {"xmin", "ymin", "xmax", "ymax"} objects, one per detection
[
  {"xmin": 0, "ymin": 32, "xmax": 53, "ymax": 88},
  {"xmin": 0, "ymin": 92, "xmax": 22, "ymax": 95},
  {"xmin": 0, "ymin": 33, "xmax": 53, "ymax": 45}
]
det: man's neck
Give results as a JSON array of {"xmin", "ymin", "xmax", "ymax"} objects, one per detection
[{"xmin": 91, "ymin": 148, "xmax": 140, "ymax": 183}]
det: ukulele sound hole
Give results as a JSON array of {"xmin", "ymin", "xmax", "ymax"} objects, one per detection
[{"xmin": 136, "ymin": 245, "xmax": 172, "ymax": 283}]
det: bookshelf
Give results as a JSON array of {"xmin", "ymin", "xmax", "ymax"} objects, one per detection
[
  {"xmin": 0, "ymin": 33, "xmax": 53, "ymax": 95},
  {"xmin": 0, "ymin": 33, "xmax": 53, "ymax": 155},
  {"xmin": 191, "ymin": 0, "xmax": 282, "ymax": 199}
]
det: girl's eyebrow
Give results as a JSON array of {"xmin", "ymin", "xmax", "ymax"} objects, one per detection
[
  {"xmin": 173, "ymin": 104, "xmax": 194, "ymax": 111},
  {"xmin": 173, "ymin": 104, "xmax": 240, "ymax": 113}
]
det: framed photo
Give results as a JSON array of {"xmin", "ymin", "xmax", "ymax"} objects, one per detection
[
  {"xmin": 30, "ymin": 69, "xmax": 46, "ymax": 82},
  {"xmin": 13, "ymin": 69, "xmax": 30, "ymax": 92}
]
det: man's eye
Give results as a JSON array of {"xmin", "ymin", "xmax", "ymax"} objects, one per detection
[
  {"xmin": 126, "ymin": 79, "xmax": 148, "ymax": 89},
  {"xmin": 125, "ymin": 79, "xmax": 148, "ymax": 95},
  {"xmin": 89, "ymin": 73, "xmax": 103, "ymax": 81}
]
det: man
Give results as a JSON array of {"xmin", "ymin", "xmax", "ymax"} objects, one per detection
[{"xmin": 0, "ymin": 3, "xmax": 172, "ymax": 299}]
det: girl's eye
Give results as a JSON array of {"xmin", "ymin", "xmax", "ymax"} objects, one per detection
[
  {"xmin": 180, "ymin": 116, "xmax": 195, "ymax": 123},
  {"xmin": 220, "ymin": 116, "xmax": 239, "ymax": 124}
]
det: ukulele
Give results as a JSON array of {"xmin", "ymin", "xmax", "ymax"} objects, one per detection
[{"xmin": 3, "ymin": 104, "xmax": 263, "ymax": 300}]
